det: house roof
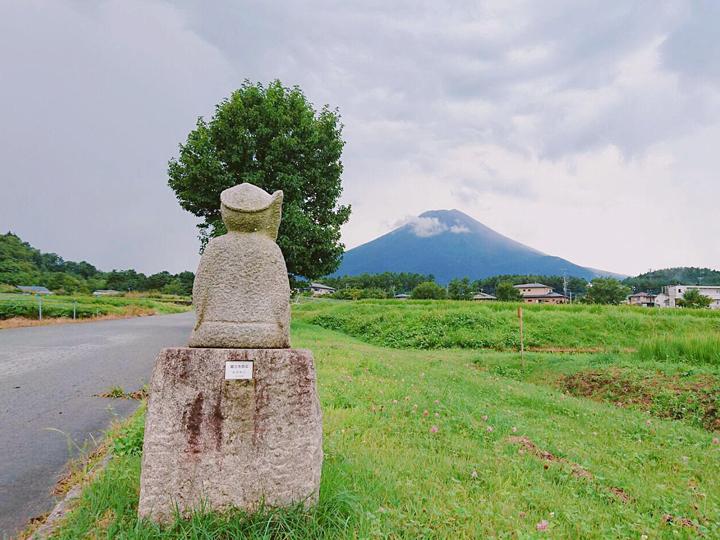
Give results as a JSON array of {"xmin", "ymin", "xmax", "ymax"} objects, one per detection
[
  {"xmin": 16, "ymin": 285, "xmax": 51, "ymax": 294},
  {"xmin": 310, "ymin": 283, "xmax": 335, "ymax": 290},
  {"xmin": 472, "ymin": 292, "xmax": 497, "ymax": 300},
  {"xmin": 394, "ymin": 293, "xmax": 410, "ymax": 298},
  {"xmin": 514, "ymin": 283, "xmax": 550, "ymax": 288},
  {"xmin": 628, "ymin": 292, "xmax": 655, "ymax": 298}
]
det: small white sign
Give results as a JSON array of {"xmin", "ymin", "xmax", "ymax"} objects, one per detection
[{"xmin": 225, "ymin": 361, "xmax": 253, "ymax": 380}]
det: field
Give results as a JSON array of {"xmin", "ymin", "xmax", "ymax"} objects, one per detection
[
  {"xmin": 0, "ymin": 292, "xmax": 190, "ymax": 324},
  {"xmin": 46, "ymin": 300, "xmax": 720, "ymax": 538}
]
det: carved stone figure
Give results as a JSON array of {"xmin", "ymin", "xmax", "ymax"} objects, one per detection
[
  {"xmin": 139, "ymin": 182, "xmax": 322, "ymax": 522},
  {"xmin": 188, "ymin": 183, "xmax": 291, "ymax": 348}
]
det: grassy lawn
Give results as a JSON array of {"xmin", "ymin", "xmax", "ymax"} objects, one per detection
[
  {"xmin": 48, "ymin": 302, "xmax": 720, "ymax": 538},
  {"xmin": 0, "ymin": 292, "xmax": 190, "ymax": 321}
]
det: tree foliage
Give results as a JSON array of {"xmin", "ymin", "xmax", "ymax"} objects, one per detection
[
  {"xmin": 321, "ymin": 272, "xmax": 433, "ymax": 295},
  {"xmin": 495, "ymin": 281, "xmax": 523, "ymax": 301},
  {"xmin": 0, "ymin": 232, "xmax": 194, "ymax": 295},
  {"xmin": 411, "ymin": 281, "xmax": 447, "ymax": 300},
  {"xmin": 447, "ymin": 277, "xmax": 474, "ymax": 300},
  {"xmin": 168, "ymin": 80, "xmax": 351, "ymax": 282},
  {"xmin": 676, "ymin": 289, "xmax": 712, "ymax": 309},
  {"xmin": 583, "ymin": 278, "xmax": 630, "ymax": 305},
  {"xmin": 623, "ymin": 267, "xmax": 720, "ymax": 293},
  {"xmin": 331, "ymin": 287, "xmax": 388, "ymax": 300}
]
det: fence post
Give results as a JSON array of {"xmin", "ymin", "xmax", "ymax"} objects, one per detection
[
  {"xmin": 38, "ymin": 294, "xmax": 43, "ymax": 321},
  {"xmin": 73, "ymin": 300, "xmax": 77, "ymax": 320}
]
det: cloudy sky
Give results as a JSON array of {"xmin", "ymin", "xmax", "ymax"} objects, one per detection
[{"xmin": 1, "ymin": 0, "xmax": 719, "ymax": 276}]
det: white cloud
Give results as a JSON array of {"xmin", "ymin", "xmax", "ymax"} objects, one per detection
[{"xmin": 0, "ymin": 1, "xmax": 719, "ymax": 276}]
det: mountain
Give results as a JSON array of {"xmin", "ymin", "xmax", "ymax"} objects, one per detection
[{"xmin": 333, "ymin": 209, "xmax": 619, "ymax": 283}]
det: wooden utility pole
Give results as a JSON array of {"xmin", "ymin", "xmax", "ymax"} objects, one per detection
[{"xmin": 518, "ymin": 306, "xmax": 524, "ymax": 366}]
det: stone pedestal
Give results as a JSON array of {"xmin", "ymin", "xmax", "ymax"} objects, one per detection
[{"xmin": 138, "ymin": 348, "xmax": 323, "ymax": 522}]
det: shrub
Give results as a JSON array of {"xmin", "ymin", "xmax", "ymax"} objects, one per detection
[{"xmin": 411, "ymin": 282, "xmax": 446, "ymax": 299}]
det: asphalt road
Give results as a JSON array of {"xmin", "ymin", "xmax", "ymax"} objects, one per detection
[{"xmin": 0, "ymin": 312, "xmax": 195, "ymax": 538}]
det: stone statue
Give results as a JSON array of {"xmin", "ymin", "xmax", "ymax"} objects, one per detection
[
  {"xmin": 189, "ymin": 183, "xmax": 291, "ymax": 348},
  {"xmin": 139, "ymin": 182, "xmax": 322, "ymax": 522}
]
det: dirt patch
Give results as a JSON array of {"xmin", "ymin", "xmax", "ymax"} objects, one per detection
[
  {"xmin": 559, "ymin": 368, "xmax": 720, "ymax": 432},
  {"xmin": 507, "ymin": 436, "xmax": 630, "ymax": 503},
  {"xmin": 0, "ymin": 308, "xmax": 156, "ymax": 330},
  {"xmin": 662, "ymin": 513, "xmax": 699, "ymax": 530}
]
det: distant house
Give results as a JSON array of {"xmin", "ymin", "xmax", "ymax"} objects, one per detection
[
  {"xmin": 513, "ymin": 283, "xmax": 567, "ymax": 304},
  {"xmin": 394, "ymin": 293, "xmax": 410, "ymax": 299},
  {"xmin": 16, "ymin": 285, "xmax": 52, "ymax": 295},
  {"xmin": 628, "ymin": 292, "xmax": 656, "ymax": 307},
  {"xmin": 309, "ymin": 283, "xmax": 335, "ymax": 296},
  {"xmin": 93, "ymin": 289, "xmax": 122, "ymax": 297},
  {"xmin": 472, "ymin": 292, "xmax": 496, "ymax": 301},
  {"xmin": 656, "ymin": 285, "xmax": 720, "ymax": 309}
]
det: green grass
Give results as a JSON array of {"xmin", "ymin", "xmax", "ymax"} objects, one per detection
[
  {"xmin": 0, "ymin": 292, "xmax": 190, "ymax": 320},
  {"xmin": 638, "ymin": 335, "xmax": 720, "ymax": 366},
  {"xmin": 51, "ymin": 318, "xmax": 720, "ymax": 538},
  {"xmin": 297, "ymin": 299, "xmax": 720, "ymax": 351}
]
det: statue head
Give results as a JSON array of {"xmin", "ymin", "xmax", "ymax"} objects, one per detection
[{"xmin": 219, "ymin": 183, "xmax": 283, "ymax": 239}]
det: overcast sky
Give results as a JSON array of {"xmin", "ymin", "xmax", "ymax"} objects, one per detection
[{"xmin": 1, "ymin": 1, "xmax": 719, "ymax": 276}]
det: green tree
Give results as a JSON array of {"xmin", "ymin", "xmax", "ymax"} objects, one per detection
[
  {"xmin": 411, "ymin": 281, "xmax": 447, "ymax": 300},
  {"xmin": 676, "ymin": 289, "xmax": 712, "ymax": 309},
  {"xmin": 495, "ymin": 281, "xmax": 522, "ymax": 301},
  {"xmin": 583, "ymin": 278, "xmax": 630, "ymax": 305},
  {"xmin": 447, "ymin": 277, "xmax": 473, "ymax": 300},
  {"xmin": 168, "ymin": 80, "xmax": 351, "ymax": 283}
]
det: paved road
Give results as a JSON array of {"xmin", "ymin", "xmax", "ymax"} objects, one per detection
[{"xmin": 0, "ymin": 312, "xmax": 195, "ymax": 538}]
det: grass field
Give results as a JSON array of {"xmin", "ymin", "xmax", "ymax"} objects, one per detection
[
  {"xmin": 0, "ymin": 292, "xmax": 190, "ymax": 321},
  {"xmin": 47, "ymin": 300, "xmax": 720, "ymax": 538},
  {"xmin": 297, "ymin": 299, "xmax": 720, "ymax": 352}
]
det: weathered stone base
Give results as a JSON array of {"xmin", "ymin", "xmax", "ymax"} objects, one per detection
[{"xmin": 138, "ymin": 348, "xmax": 323, "ymax": 523}]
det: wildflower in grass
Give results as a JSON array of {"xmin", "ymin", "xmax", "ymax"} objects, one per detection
[
  {"xmin": 392, "ymin": 399, "xmax": 398, "ymax": 404},
  {"xmin": 430, "ymin": 425, "xmax": 439, "ymax": 433},
  {"xmin": 423, "ymin": 409, "xmax": 429, "ymax": 416},
  {"xmin": 712, "ymin": 437, "xmax": 719, "ymax": 445},
  {"xmin": 434, "ymin": 399, "xmax": 440, "ymax": 404},
  {"xmin": 435, "ymin": 412, "xmax": 440, "ymax": 417},
  {"xmin": 486, "ymin": 426, "xmax": 494, "ymax": 433},
  {"xmin": 512, "ymin": 427, "xmax": 517, "ymax": 433},
  {"xmin": 646, "ymin": 419, "xmax": 652, "ymax": 426},
  {"xmin": 482, "ymin": 415, "xmax": 488, "ymax": 421},
  {"xmin": 536, "ymin": 520, "xmax": 549, "ymax": 531},
  {"xmin": 471, "ymin": 470, "xmax": 478, "ymax": 479}
]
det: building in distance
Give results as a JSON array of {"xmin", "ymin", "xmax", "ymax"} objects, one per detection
[
  {"xmin": 16, "ymin": 285, "xmax": 52, "ymax": 295},
  {"xmin": 513, "ymin": 283, "xmax": 568, "ymax": 304},
  {"xmin": 472, "ymin": 291, "xmax": 497, "ymax": 301},
  {"xmin": 309, "ymin": 283, "xmax": 336, "ymax": 296}
]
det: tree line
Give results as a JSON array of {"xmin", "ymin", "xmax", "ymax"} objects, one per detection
[{"xmin": 0, "ymin": 232, "xmax": 194, "ymax": 296}]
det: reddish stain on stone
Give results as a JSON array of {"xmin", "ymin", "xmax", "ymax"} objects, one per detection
[
  {"xmin": 210, "ymin": 393, "xmax": 223, "ymax": 451},
  {"xmin": 185, "ymin": 392, "xmax": 204, "ymax": 454}
]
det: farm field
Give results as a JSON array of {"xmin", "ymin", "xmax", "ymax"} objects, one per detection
[
  {"xmin": 0, "ymin": 292, "xmax": 191, "ymax": 327},
  {"xmin": 45, "ymin": 301, "xmax": 720, "ymax": 539},
  {"xmin": 297, "ymin": 299, "xmax": 720, "ymax": 352}
]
